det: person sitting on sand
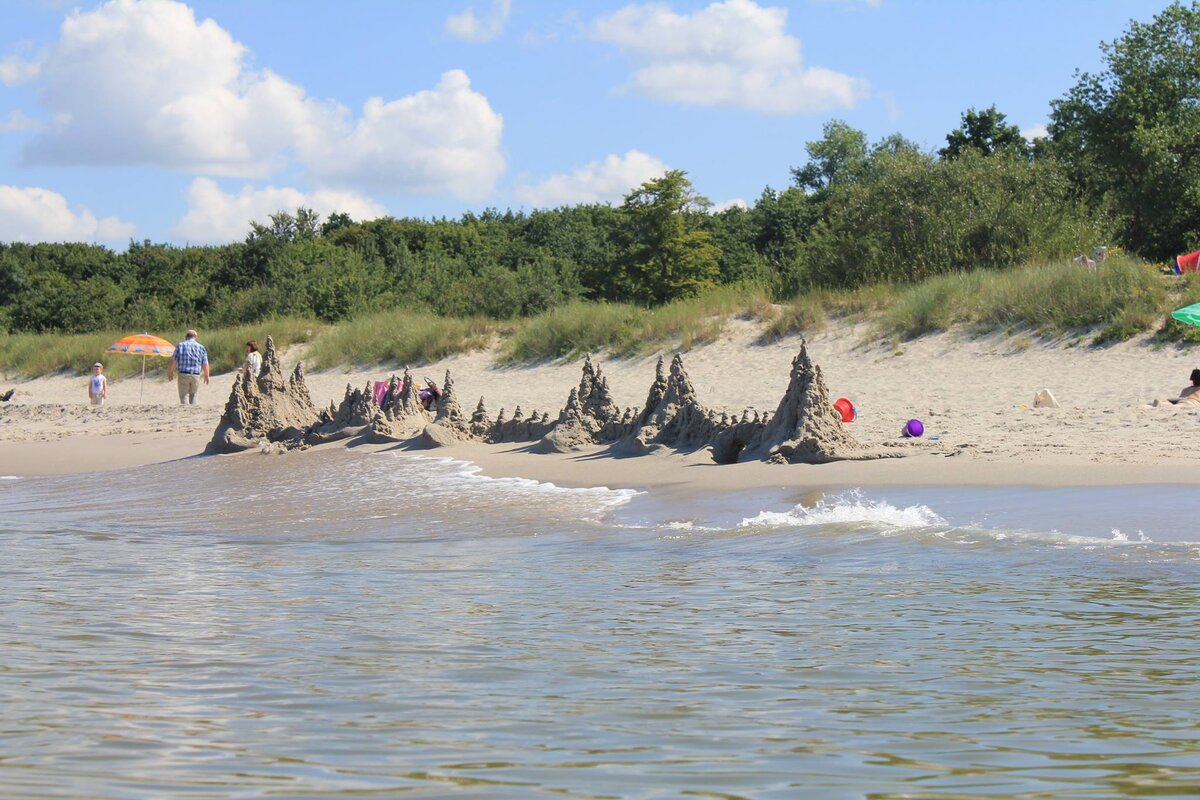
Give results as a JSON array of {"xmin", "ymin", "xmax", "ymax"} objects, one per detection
[{"xmin": 240, "ymin": 340, "xmax": 262, "ymax": 381}]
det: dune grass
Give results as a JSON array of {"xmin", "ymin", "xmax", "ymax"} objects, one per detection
[
  {"xmin": 761, "ymin": 284, "xmax": 900, "ymax": 341},
  {"xmin": 308, "ymin": 309, "xmax": 503, "ymax": 370},
  {"xmin": 1156, "ymin": 272, "xmax": 1200, "ymax": 343},
  {"xmin": 0, "ymin": 318, "xmax": 322, "ymax": 379},
  {"xmin": 764, "ymin": 255, "xmax": 1187, "ymax": 345},
  {"xmin": 497, "ymin": 284, "xmax": 772, "ymax": 364},
  {"xmin": 878, "ymin": 255, "xmax": 1167, "ymax": 342},
  {"xmin": 5, "ymin": 260, "xmax": 1198, "ymax": 381}
]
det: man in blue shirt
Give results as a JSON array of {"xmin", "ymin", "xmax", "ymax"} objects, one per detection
[{"xmin": 167, "ymin": 329, "xmax": 210, "ymax": 405}]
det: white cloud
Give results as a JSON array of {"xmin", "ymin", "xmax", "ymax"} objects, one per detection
[
  {"xmin": 0, "ymin": 52, "xmax": 40, "ymax": 85},
  {"xmin": 1022, "ymin": 123, "xmax": 1049, "ymax": 143},
  {"xmin": 0, "ymin": 111, "xmax": 41, "ymax": 133},
  {"xmin": 13, "ymin": 0, "xmax": 506, "ymax": 198},
  {"xmin": 591, "ymin": 0, "xmax": 868, "ymax": 115},
  {"xmin": 515, "ymin": 150, "xmax": 669, "ymax": 208},
  {"xmin": 0, "ymin": 185, "xmax": 135, "ymax": 243},
  {"xmin": 713, "ymin": 197, "xmax": 748, "ymax": 212},
  {"xmin": 446, "ymin": 0, "xmax": 512, "ymax": 42},
  {"xmin": 306, "ymin": 70, "xmax": 506, "ymax": 200},
  {"xmin": 21, "ymin": 0, "xmax": 326, "ymax": 176},
  {"xmin": 171, "ymin": 177, "xmax": 387, "ymax": 244}
]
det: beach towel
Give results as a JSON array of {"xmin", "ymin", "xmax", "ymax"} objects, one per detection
[{"xmin": 373, "ymin": 380, "xmax": 388, "ymax": 407}]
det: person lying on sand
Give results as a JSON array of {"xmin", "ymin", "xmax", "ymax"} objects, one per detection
[
  {"xmin": 1176, "ymin": 369, "xmax": 1200, "ymax": 404},
  {"xmin": 1152, "ymin": 368, "xmax": 1200, "ymax": 406},
  {"xmin": 418, "ymin": 378, "xmax": 441, "ymax": 411}
]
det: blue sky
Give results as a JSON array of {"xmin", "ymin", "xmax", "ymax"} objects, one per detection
[{"xmin": 0, "ymin": 0, "xmax": 1167, "ymax": 247}]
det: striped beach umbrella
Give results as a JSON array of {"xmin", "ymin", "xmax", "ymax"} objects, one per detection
[
  {"xmin": 1171, "ymin": 303, "xmax": 1200, "ymax": 328},
  {"xmin": 106, "ymin": 333, "xmax": 176, "ymax": 400}
]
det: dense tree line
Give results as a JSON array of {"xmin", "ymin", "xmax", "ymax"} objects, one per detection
[{"xmin": 3, "ymin": 2, "xmax": 1196, "ymax": 335}]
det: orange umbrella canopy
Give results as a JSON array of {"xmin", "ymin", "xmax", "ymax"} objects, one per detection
[{"xmin": 106, "ymin": 334, "xmax": 175, "ymax": 357}]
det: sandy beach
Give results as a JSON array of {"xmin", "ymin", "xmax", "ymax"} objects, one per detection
[{"xmin": 3, "ymin": 320, "xmax": 1199, "ymax": 486}]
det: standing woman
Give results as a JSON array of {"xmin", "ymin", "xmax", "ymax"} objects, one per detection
[{"xmin": 240, "ymin": 340, "xmax": 262, "ymax": 381}]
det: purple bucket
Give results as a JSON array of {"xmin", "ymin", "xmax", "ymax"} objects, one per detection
[{"xmin": 902, "ymin": 419, "xmax": 924, "ymax": 438}]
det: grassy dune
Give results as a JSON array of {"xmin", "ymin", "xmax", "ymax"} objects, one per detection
[
  {"xmin": 0, "ymin": 319, "xmax": 323, "ymax": 380},
  {"xmin": 3, "ymin": 259, "xmax": 1197, "ymax": 379},
  {"xmin": 498, "ymin": 285, "xmax": 772, "ymax": 364},
  {"xmin": 307, "ymin": 310, "xmax": 504, "ymax": 370},
  {"xmin": 767, "ymin": 256, "xmax": 1197, "ymax": 345}
]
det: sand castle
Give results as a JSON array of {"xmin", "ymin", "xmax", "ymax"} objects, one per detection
[
  {"xmin": 206, "ymin": 336, "xmax": 320, "ymax": 454},
  {"xmin": 207, "ymin": 337, "xmax": 893, "ymax": 464}
]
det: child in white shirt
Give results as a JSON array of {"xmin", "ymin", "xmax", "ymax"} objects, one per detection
[{"xmin": 88, "ymin": 362, "xmax": 108, "ymax": 406}]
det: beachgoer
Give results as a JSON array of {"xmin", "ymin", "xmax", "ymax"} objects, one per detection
[
  {"xmin": 1173, "ymin": 368, "xmax": 1200, "ymax": 405},
  {"xmin": 88, "ymin": 362, "xmax": 108, "ymax": 406},
  {"xmin": 418, "ymin": 378, "xmax": 441, "ymax": 411},
  {"xmin": 166, "ymin": 329, "xmax": 210, "ymax": 405},
  {"xmin": 240, "ymin": 340, "xmax": 262, "ymax": 381}
]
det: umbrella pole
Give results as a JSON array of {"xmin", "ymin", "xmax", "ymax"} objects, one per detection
[{"xmin": 140, "ymin": 354, "xmax": 146, "ymax": 401}]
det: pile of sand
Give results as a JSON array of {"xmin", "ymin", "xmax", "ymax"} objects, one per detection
[
  {"xmin": 255, "ymin": 342, "xmax": 881, "ymax": 466},
  {"xmin": 206, "ymin": 337, "xmax": 320, "ymax": 453}
]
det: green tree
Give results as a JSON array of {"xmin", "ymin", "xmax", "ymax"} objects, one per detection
[
  {"xmin": 790, "ymin": 120, "xmax": 868, "ymax": 197},
  {"xmin": 805, "ymin": 145, "xmax": 1098, "ymax": 288},
  {"xmin": 940, "ymin": 105, "xmax": 1027, "ymax": 159},
  {"xmin": 248, "ymin": 207, "xmax": 322, "ymax": 243},
  {"xmin": 617, "ymin": 170, "xmax": 721, "ymax": 304},
  {"xmin": 1048, "ymin": 1, "xmax": 1200, "ymax": 259},
  {"xmin": 320, "ymin": 211, "xmax": 355, "ymax": 237}
]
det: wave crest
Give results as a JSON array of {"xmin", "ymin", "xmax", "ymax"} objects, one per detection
[{"xmin": 738, "ymin": 490, "xmax": 945, "ymax": 530}]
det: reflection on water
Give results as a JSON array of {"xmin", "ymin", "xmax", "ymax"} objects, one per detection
[{"xmin": 2, "ymin": 449, "xmax": 1199, "ymax": 799}]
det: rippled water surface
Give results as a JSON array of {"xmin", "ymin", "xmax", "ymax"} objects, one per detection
[{"xmin": 2, "ymin": 450, "xmax": 1199, "ymax": 799}]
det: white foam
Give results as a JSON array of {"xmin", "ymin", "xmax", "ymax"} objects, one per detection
[
  {"xmin": 739, "ymin": 490, "xmax": 945, "ymax": 530},
  {"xmin": 389, "ymin": 453, "xmax": 641, "ymax": 514},
  {"xmin": 1109, "ymin": 528, "xmax": 1151, "ymax": 543},
  {"xmin": 0, "ymin": 476, "xmax": 19, "ymax": 480}
]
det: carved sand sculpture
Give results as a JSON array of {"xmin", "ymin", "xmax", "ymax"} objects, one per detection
[
  {"xmin": 206, "ymin": 336, "xmax": 321, "ymax": 454},
  {"xmin": 208, "ymin": 338, "xmax": 895, "ymax": 465}
]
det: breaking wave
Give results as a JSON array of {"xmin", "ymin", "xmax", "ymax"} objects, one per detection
[{"xmin": 739, "ymin": 490, "xmax": 945, "ymax": 530}]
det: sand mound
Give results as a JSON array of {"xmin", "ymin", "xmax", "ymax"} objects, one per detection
[
  {"xmin": 714, "ymin": 340, "xmax": 873, "ymax": 464},
  {"xmin": 617, "ymin": 354, "xmax": 718, "ymax": 454},
  {"xmin": 535, "ymin": 356, "xmax": 624, "ymax": 452},
  {"xmin": 204, "ymin": 335, "xmax": 898, "ymax": 465},
  {"xmin": 308, "ymin": 382, "xmax": 379, "ymax": 443},
  {"xmin": 369, "ymin": 368, "xmax": 433, "ymax": 442},
  {"xmin": 206, "ymin": 336, "xmax": 320, "ymax": 453}
]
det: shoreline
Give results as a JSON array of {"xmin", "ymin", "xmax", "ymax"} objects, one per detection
[
  {"xmin": 3, "ymin": 432, "xmax": 1198, "ymax": 490},
  {"xmin": 5, "ymin": 319, "xmax": 1200, "ymax": 488}
]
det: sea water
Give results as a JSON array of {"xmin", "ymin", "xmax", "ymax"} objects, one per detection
[{"xmin": 1, "ymin": 449, "xmax": 1198, "ymax": 799}]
